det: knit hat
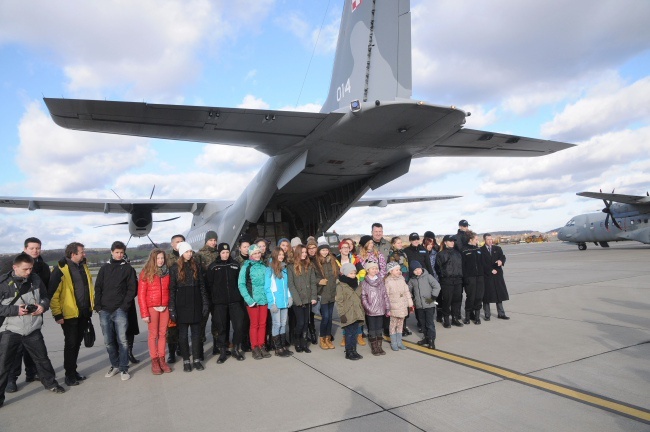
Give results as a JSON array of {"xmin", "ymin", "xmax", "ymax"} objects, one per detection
[
  {"xmin": 359, "ymin": 235, "xmax": 372, "ymax": 248},
  {"xmin": 205, "ymin": 230, "xmax": 218, "ymax": 243},
  {"xmin": 386, "ymin": 261, "xmax": 400, "ymax": 273},
  {"xmin": 340, "ymin": 263, "xmax": 356, "ymax": 276},
  {"xmin": 423, "ymin": 231, "xmax": 435, "ymax": 239},
  {"xmin": 364, "ymin": 261, "xmax": 378, "ymax": 271},
  {"xmin": 409, "ymin": 260, "xmax": 422, "ymax": 271},
  {"xmin": 248, "ymin": 244, "xmax": 261, "ymax": 255},
  {"xmin": 290, "ymin": 237, "xmax": 303, "ymax": 248},
  {"xmin": 277, "ymin": 238, "xmax": 290, "ymax": 247},
  {"xmin": 177, "ymin": 242, "xmax": 193, "ymax": 257},
  {"xmin": 317, "ymin": 236, "xmax": 330, "ymax": 251},
  {"xmin": 217, "ymin": 243, "xmax": 230, "ymax": 252},
  {"xmin": 306, "ymin": 238, "xmax": 318, "ymax": 249},
  {"xmin": 408, "ymin": 232, "xmax": 420, "ymax": 241}
]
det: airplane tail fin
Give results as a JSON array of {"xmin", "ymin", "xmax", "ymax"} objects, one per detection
[{"xmin": 321, "ymin": 0, "xmax": 412, "ymax": 113}]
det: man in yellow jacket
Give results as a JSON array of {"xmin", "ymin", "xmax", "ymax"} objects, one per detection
[{"xmin": 49, "ymin": 242, "xmax": 94, "ymax": 387}]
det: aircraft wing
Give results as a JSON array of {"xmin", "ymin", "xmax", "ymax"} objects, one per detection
[
  {"xmin": 0, "ymin": 197, "xmax": 230, "ymax": 214},
  {"xmin": 43, "ymin": 98, "xmax": 344, "ymax": 157},
  {"xmin": 415, "ymin": 128, "xmax": 573, "ymax": 157},
  {"xmin": 353, "ymin": 195, "xmax": 461, "ymax": 208},
  {"xmin": 577, "ymin": 192, "xmax": 650, "ymax": 205}
]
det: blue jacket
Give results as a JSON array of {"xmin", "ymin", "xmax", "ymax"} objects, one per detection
[{"xmin": 264, "ymin": 267, "xmax": 292, "ymax": 309}]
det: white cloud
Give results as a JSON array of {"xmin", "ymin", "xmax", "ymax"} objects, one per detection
[
  {"xmin": 237, "ymin": 94, "xmax": 270, "ymax": 109},
  {"xmin": 541, "ymin": 76, "xmax": 650, "ymax": 141},
  {"xmin": 16, "ymin": 102, "xmax": 152, "ymax": 194}
]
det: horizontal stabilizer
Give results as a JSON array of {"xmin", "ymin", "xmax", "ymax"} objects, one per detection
[
  {"xmin": 577, "ymin": 191, "xmax": 650, "ymax": 205},
  {"xmin": 44, "ymin": 98, "xmax": 343, "ymax": 157},
  {"xmin": 353, "ymin": 195, "xmax": 460, "ymax": 208}
]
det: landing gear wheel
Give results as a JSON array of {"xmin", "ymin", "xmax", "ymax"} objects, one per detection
[{"xmin": 578, "ymin": 243, "xmax": 587, "ymax": 251}]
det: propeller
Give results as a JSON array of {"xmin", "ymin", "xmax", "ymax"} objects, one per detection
[{"xmin": 600, "ymin": 188, "xmax": 622, "ymax": 231}]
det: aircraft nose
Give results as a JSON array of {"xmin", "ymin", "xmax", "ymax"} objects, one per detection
[{"xmin": 558, "ymin": 228, "xmax": 570, "ymax": 241}]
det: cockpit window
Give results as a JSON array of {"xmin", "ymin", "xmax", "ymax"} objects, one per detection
[{"xmin": 565, "ymin": 219, "xmax": 575, "ymax": 227}]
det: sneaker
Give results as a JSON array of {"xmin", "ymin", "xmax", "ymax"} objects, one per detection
[
  {"xmin": 48, "ymin": 385, "xmax": 66, "ymax": 394},
  {"xmin": 104, "ymin": 367, "xmax": 119, "ymax": 378},
  {"xmin": 120, "ymin": 371, "xmax": 131, "ymax": 381}
]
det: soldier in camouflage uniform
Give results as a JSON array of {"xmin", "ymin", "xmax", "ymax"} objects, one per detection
[{"xmin": 198, "ymin": 231, "xmax": 219, "ymax": 354}]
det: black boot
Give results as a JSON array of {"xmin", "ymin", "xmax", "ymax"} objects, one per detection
[
  {"xmin": 212, "ymin": 337, "xmax": 219, "ymax": 355},
  {"xmin": 307, "ymin": 324, "xmax": 317, "ymax": 345},
  {"xmin": 463, "ymin": 311, "xmax": 471, "ymax": 325},
  {"xmin": 474, "ymin": 309, "xmax": 481, "ymax": 325},
  {"xmin": 274, "ymin": 336, "xmax": 291, "ymax": 358},
  {"xmin": 231, "ymin": 345, "xmax": 245, "ymax": 361},
  {"xmin": 496, "ymin": 302, "xmax": 510, "ymax": 319},
  {"xmin": 443, "ymin": 315, "xmax": 451, "ymax": 328},
  {"xmin": 295, "ymin": 331, "xmax": 304, "ymax": 353},
  {"xmin": 302, "ymin": 333, "xmax": 312, "ymax": 353},
  {"xmin": 451, "ymin": 317, "xmax": 464, "ymax": 327},
  {"xmin": 128, "ymin": 343, "xmax": 140, "ymax": 364},
  {"xmin": 216, "ymin": 348, "xmax": 229, "ymax": 364},
  {"xmin": 428, "ymin": 338, "xmax": 436, "ymax": 350},
  {"xmin": 167, "ymin": 343, "xmax": 177, "ymax": 364},
  {"xmin": 483, "ymin": 303, "xmax": 491, "ymax": 321}
]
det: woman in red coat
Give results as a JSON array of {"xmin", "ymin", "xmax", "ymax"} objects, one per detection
[{"xmin": 138, "ymin": 249, "xmax": 172, "ymax": 374}]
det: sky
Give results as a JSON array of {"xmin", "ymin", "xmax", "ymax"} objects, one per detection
[{"xmin": 0, "ymin": 0, "xmax": 649, "ymax": 252}]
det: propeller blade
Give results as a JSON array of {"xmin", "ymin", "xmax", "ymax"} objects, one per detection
[
  {"xmin": 604, "ymin": 213, "xmax": 610, "ymax": 231},
  {"xmin": 153, "ymin": 216, "xmax": 180, "ymax": 223},
  {"xmin": 94, "ymin": 221, "xmax": 129, "ymax": 228},
  {"xmin": 611, "ymin": 215, "xmax": 622, "ymax": 230},
  {"xmin": 149, "ymin": 185, "xmax": 156, "ymax": 199}
]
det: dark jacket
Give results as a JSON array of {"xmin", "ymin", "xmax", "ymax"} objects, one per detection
[
  {"xmin": 314, "ymin": 256, "xmax": 339, "ymax": 304},
  {"xmin": 462, "ymin": 244, "xmax": 484, "ymax": 278},
  {"xmin": 94, "ymin": 259, "xmax": 137, "ymax": 313},
  {"xmin": 455, "ymin": 229, "xmax": 470, "ymax": 253},
  {"xmin": 404, "ymin": 245, "xmax": 433, "ymax": 275},
  {"xmin": 288, "ymin": 264, "xmax": 317, "ymax": 306},
  {"xmin": 169, "ymin": 260, "xmax": 208, "ymax": 324},
  {"xmin": 206, "ymin": 257, "xmax": 243, "ymax": 305},
  {"xmin": 481, "ymin": 245, "xmax": 509, "ymax": 303},
  {"xmin": 435, "ymin": 248, "xmax": 463, "ymax": 279}
]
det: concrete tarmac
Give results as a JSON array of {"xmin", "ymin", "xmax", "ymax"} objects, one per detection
[{"xmin": 1, "ymin": 241, "xmax": 649, "ymax": 431}]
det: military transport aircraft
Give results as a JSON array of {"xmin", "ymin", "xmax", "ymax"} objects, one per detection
[
  {"xmin": 0, "ymin": 0, "xmax": 573, "ymax": 249},
  {"xmin": 558, "ymin": 191, "xmax": 650, "ymax": 250}
]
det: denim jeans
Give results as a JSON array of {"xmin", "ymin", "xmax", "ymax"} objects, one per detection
[
  {"xmin": 319, "ymin": 302, "xmax": 335, "ymax": 337},
  {"xmin": 270, "ymin": 307, "xmax": 288, "ymax": 336},
  {"xmin": 99, "ymin": 309, "xmax": 129, "ymax": 372}
]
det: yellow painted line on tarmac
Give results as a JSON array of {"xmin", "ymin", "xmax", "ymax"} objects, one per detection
[
  {"xmin": 398, "ymin": 337, "xmax": 650, "ymax": 424},
  {"xmin": 317, "ymin": 315, "xmax": 649, "ymax": 423}
]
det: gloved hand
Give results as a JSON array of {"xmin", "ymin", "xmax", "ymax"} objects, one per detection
[
  {"xmin": 270, "ymin": 304, "xmax": 279, "ymax": 314},
  {"xmin": 424, "ymin": 297, "xmax": 434, "ymax": 304},
  {"xmin": 340, "ymin": 314, "xmax": 347, "ymax": 324},
  {"xmin": 169, "ymin": 310, "xmax": 177, "ymax": 323},
  {"xmin": 288, "ymin": 298, "xmax": 293, "ymax": 307}
]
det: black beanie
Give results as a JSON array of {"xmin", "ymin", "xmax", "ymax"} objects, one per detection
[{"xmin": 217, "ymin": 243, "xmax": 230, "ymax": 252}]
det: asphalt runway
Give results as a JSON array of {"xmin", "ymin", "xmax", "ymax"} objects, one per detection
[{"xmin": 2, "ymin": 241, "xmax": 649, "ymax": 431}]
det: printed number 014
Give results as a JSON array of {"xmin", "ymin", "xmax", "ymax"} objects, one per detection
[{"xmin": 336, "ymin": 79, "xmax": 351, "ymax": 101}]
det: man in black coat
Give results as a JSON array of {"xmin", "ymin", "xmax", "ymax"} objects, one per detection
[
  {"xmin": 206, "ymin": 243, "xmax": 247, "ymax": 363},
  {"xmin": 0, "ymin": 237, "xmax": 51, "ymax": 393},
  {"xmin": 480, "ymin": 234, "xmax": 510, "ymax": 320},
  {"xmin": 455, "ymin": 220, "xmax": 471, "ymax": 253},
  {"xmin": 94, "ymin": 241, "xmax": 137, "ymax": 381},
  {"xmin": 461, "ymin": 231, "xmax": 484, "ymax": 325}
]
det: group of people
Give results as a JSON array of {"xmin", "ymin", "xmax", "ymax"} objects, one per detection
[{"xmin": 0, "ymin": 220, "xmax": 511, "ymax": 407}]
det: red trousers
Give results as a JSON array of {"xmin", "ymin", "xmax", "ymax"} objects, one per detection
[{"xmin": 246, "ymin": 305, "xmax": 268, "ymax": 348}]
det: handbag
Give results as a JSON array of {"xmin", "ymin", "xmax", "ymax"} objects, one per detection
[{"xmin": 83, "ymin": 320, "xmax": 96, "ymax": 348}]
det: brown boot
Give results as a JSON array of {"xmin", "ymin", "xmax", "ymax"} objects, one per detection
[
  {"xmin": 325, "ymin": 335, "xmax": 335, "ymax": 349},
  {"xmin": 340, "ymin": 336, "xmax": 346, "ymax": 347},
  {"xmin": 158, "ymin": 357, "xmax": 172, "ymax": 373},
  {"xmin": 377, "ymin": 337, "xmax": 386, "ymax": 355},
  {"xmin": 357, "ymin": 334, "xmax": 366, "ymax": 346},
  {"xmin": 319, "ymin": 336, "xmax": 329, "ymax": 350},
  {"xmin": 370, "ymin": 337, "xmax": 380, "ymax": 356},
  {"xmin": 151, "ymin": 357, "xmax": 162, "ymax": 375}
]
